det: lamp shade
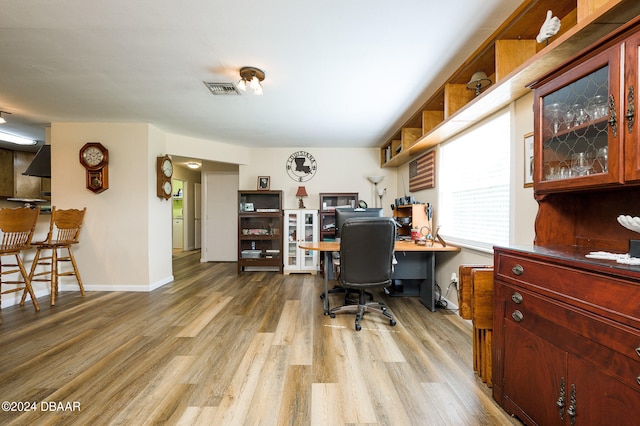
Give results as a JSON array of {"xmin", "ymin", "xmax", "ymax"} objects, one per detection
[
  {"xmin": 466, "ymin": 71, "xmax": 492, "ymax": 96},
  {"xmin": 296, "ymin": 186, "xmax": 308, "ymax": 197}
]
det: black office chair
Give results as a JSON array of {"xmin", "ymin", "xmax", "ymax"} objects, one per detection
[{"xmin": 329, "ymin": 217, "xmax": 397, "ymax": 331}]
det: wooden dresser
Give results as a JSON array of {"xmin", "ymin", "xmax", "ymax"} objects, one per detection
[{"xmin": 493, "ymin": 246, "xmax": 640, "ymax": 425}]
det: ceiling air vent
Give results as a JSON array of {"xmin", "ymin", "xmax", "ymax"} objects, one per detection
[{"xmin": 203, "ymin": 82, "xmax": 241, "ymax": 96}]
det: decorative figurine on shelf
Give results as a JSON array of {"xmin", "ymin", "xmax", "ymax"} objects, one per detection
[{"xmin": 536, "ymin": 10, "xmax": 561, "ymax": 44}]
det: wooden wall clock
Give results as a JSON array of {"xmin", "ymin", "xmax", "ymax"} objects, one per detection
[
  {"xmin": 79, "ymin": 142, "xmax": 109, "ymax": 193},
  {"xmin": 156, "ymin": 155, "xmax": 173, "ymax": 200}
]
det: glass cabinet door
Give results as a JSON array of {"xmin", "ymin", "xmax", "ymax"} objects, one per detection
[
  {"xmin": 535, "ymin": 47, "xmax": 622, "ymax": 191},
  {"xmin": 285, "ymin": 211, "xmax": 300, "ymax": 268},
  {"xmin": 301, "ymin": 211, "xmax": 317, "ymax": 268},
  {"xmin": 284, "ymin": 210, "xmax": 318, "ymax": 272}
]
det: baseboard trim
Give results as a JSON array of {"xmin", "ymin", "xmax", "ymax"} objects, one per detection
[{"xmin": 0, "ymin": 276, "xmax": 174, "ymax": 308}]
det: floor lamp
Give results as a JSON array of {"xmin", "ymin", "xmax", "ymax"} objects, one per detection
[{"xmin": 367, "ymin": 176, "xmax": 385, "ymax": 208}]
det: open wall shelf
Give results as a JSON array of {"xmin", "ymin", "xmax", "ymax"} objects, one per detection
[{"xmin": 381, "ymin": 0, "xmax": 640, "ymax": 167}]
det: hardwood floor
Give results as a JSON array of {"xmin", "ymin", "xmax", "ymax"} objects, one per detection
[{"xmin": 0, "ymin": 250, "xmax": 519, "ymax": 425}]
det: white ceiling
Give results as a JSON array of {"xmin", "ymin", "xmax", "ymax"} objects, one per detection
[{"xmin": 0, "ymin": 0, "xmax": 522, "ymax": 152}]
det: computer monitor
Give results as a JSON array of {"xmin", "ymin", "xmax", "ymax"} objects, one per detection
[{"xmin": 335, "ymin": 207, "xmax": 384, "ymax": 239}]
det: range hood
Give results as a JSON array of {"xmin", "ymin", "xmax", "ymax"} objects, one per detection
[{"xmin": 22, "ymin": 144, "xmax": 50, "ymax": 178}]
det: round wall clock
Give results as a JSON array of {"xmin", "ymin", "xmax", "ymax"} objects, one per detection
[
  {"xmin": 80, "ymin": 142, "xmax": 108, "ymax": 170},
  {"xmin": 286, "ymin": 150, "xmax": 317, "ymax": 182},
  {"xmin": 156, "ymin": 155, "xmax": 173, "ymax": 200}
]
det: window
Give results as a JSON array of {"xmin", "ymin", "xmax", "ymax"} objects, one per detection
[{"xmin": 438, "ymin": 109, "xmax": 511, "ymax": 250}]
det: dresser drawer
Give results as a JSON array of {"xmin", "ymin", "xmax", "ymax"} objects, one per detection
[
  {"xmin": 495, "ymin": 252, "xmax": 640, "ymax": 327},
  {"xmin": 497, "ymin": 281, "xmax": 640, "ymax": 391}
]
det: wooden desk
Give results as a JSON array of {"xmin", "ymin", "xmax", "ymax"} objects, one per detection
[{"xmin": 299, "ymin": 240, "xmax": 460, "ymax": 314}]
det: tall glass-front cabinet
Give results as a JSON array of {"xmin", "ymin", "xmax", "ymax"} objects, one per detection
[{"xmin": 283, "ymin": 209, "xmax": 318, "ymax": 275}]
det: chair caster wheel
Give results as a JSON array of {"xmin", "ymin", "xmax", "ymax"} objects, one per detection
[
  {"xmin": 330, "ymin": 313, "xmax": 336, "ymax": 318},
  {"xmin": 390, "ymin": 319, "xmax": 396, "ymax": 326},
  {"xmin": 355, "ymin": 324, "xmax": 362, "ymax": 331},
  {"xmin": 320, "ymin": 293, "xmax": 325, "ymax": 300}
]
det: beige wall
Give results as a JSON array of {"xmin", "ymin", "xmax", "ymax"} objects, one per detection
[
  {"xmin": 238, "ymin": 147, "xmax": 394, "ymax": 213},
  {"xmin": 45, "ymin": 122, "xmax": 173, "ymax": 294}
]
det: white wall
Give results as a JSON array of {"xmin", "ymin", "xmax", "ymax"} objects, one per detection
[
  {"xmin": 238, "ymin": 147, "xmax": 396, "ymax": 214},
  {"xmin": 49, "ymin": 122, "xmax": 173, "ymax": 292},
  {"xmin": 167, "ymin": 133, "xmax": 249, "ymax": 165}
]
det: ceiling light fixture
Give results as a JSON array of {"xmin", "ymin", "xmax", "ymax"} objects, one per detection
[
  {"xmin": 466, "ymin": 71, "xmax": 492, "ymax": 96},
  {"xmin": 0, "ymin": 130, "xmax": 36, "ymax": 145},
  {"xmin": 0, "ymin": 111, "xmax": 11, "ymax": 124},
  {"xmin": 237, "ymin": 67, "xmax": 265, "ymax": 95},
  {"xmin": 187, "ymin": 162, "xmax": 200, "ymax": 169}
]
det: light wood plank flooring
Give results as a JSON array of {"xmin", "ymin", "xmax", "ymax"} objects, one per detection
[{"xmin": 0, "ymin": 250, "xmax": 520, "ymax": 425}]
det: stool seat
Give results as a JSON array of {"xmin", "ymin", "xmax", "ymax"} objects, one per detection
[{"xmin": 28, "ymin": 207, "xmax": 86, "ymax": 306}]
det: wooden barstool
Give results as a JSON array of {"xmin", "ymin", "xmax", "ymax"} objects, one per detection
[
  {"xmin": 28, "ymin": 207, "xmax": 86, "ymax": 306},
  {"xmin": 0, "ymin": 206, "xmax": 41, "ymax": 312}
]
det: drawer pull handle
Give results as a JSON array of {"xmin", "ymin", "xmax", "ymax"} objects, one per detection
[
  {"xmin": 511, "ymin": 292, "xmax": 523, "ymax": 304},
  {"xmin": 512, "ymin": 310, "xmax": 524, "ymax": 322},
  {"xmin": 636, "ymin": 347, "xmax": 640, "ymax": 358},
  {"xmin": 512, "ymin": 264, "xmax": 524, "ymax": 276},
  {"xmin": 637, "ymin": 376, "xmax": 640, "ymax": 386}
]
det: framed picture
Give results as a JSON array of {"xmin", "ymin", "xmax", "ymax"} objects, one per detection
[
  {"xmin": 257, "ymin": 176, "xmax": 270, "ymax": 191},
  {"xmin": 524, "ymin": 132, "xmax": 534, "ymax": 188},
  {"xmin": 244, "ymin": 202, "xmax": 254, "ymax": 212}
]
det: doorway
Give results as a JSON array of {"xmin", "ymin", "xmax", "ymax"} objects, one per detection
[
  {"xmin": 194, "ymin": 182, "xmax": 201, "ymax": 250},
  {"xmin": 172, "ymin": 178, "xmax": 185, "ymax": 250}
]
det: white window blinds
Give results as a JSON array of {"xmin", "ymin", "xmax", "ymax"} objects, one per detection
[{"xmin": 438, "ymin": 109, "xmax": 511, "ymax": 250}]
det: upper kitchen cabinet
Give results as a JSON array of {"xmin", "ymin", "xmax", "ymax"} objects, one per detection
[
  {"xmin": 530, "ymin": 17, "xmax": 640, "ymax": 193},
  {"xmin": 0, "ymin": 148, "xmax": 47, "ymax": 200}
]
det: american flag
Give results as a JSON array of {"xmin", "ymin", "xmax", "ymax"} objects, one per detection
[{"xmin": 409, "ymin": 150, "xmax": 435, "ymax": 192}]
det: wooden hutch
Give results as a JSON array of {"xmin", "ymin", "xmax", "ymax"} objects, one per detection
[{"xmin": 492, "ymin": 14, "xmax": 640, "ymax": 425}]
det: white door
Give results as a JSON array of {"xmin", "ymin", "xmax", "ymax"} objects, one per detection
[
  {"xmin": 194, "ymin": 182, "xmax": 201, "ymax": 249},
  {"xmin": 204, "ymin": 172, "xmax": 238, "ymax": 261}
]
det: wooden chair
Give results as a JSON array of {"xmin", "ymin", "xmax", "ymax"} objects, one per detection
[
  {"xmin": 28, "ymin": 207, "xmax": 86, "ymax": 306},
  {"xmin": 459, "ymin": 264, "xmax": 494, "ymax": 386},
  {"xmin": 0, "ymin": 206, "xmax": 41, "ymax": 312}
]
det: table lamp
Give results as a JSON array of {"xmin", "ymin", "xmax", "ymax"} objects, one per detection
[{"xmin": 296, "ymin": 186, "xmax": 308, "ymax": 208}]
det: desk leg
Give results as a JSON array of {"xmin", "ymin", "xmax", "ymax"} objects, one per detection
[
  {"xmin": 420, "ymin": 252, "xmax": 436, "ymax": 312},
  {"xmin": 323, "ymin": 251, "xmax": 330, "ymax": 315}
]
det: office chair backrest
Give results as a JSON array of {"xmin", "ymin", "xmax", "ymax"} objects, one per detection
[{"xmin": 339, "ymin": 217, "xmax": 396, "ymax": 288}]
